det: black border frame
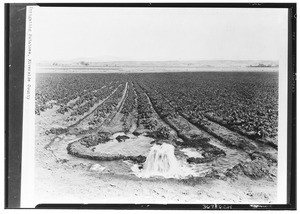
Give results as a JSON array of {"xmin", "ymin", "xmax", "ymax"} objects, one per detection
[{"xmin": 4, "ymin": 2, "xmax": 297, "ymax": 210}]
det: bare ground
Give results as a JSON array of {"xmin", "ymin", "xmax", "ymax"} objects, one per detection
[{"xmin": 34, "ymin": 104, "xmax": 277, "ymax": 204}]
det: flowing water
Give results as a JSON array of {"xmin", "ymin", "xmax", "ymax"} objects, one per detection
[
  {"xmin": 132, "ymin": 143, "xmax": 197, "ymax": 179},
  {"xmin": 131, "ymin": 138, "xmax": 252, "ymax": 179},
  {"xmin": 62, "ymin": 130, "xmax": 254, "ymax": 179}
]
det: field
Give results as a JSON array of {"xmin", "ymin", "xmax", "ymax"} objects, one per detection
[{"xmin": 34, "ymin": 71, "xmax": 278, "ymax": 204}]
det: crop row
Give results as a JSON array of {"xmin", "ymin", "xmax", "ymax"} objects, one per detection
[
  {"xmin": 86, "ymin": 83, "xmax": 126, "ymax": 127},
  {"xmin": 132, "ymin": 81, "xmax": 158, "ymax": 130},
  {"xmin": 35, "ymin": 73, "xmax": 124, "ymax": 115},
  {"xmin": 36, "ymin": 72, "xmax": 278, "ymax": 146},
  {"xmin": 137, "ymin": 72, "xmax": 278, "ymax": 143},
  {"xmin": 67, "ymin": 82, "xmax": 121, "ymax": 116}
]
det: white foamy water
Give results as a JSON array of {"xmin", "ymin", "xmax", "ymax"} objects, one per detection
[
  {"xmin": 132, "ymin": 143, "xmax": 198, "ymax": 179},
  {"xmin": 181, "ymin": 148, "xmax": 203, "ymax": 158}
]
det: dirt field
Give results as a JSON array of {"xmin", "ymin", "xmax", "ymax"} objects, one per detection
[{"xmin": 34, "ymin": 88, "xmax": 277, "ymax": 204}]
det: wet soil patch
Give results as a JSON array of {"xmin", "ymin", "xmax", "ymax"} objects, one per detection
[
  {"xmin": 174, "ymin": 137, "xmax": 226, "ymax": 164},
  {"xmin": 67, "ymin": 142, "xmax": 147, "ymax": 164}
]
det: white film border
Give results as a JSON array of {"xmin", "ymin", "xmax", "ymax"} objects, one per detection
[{"xmin": 21, "ymin": 5, "xmax": 37, "ymax": 208}]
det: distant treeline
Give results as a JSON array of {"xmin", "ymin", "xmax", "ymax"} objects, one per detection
[{"xmin": 248, "ymin": 64, "xmax": 279, "ymax": 68}]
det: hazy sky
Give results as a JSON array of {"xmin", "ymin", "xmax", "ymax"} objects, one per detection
[{"xmin": 32, "ymin": 7, "xmax": 288, "ymax": 62}]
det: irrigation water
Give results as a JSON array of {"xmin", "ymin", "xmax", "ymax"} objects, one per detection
[{"xmin": 132, "ymin": 143, "xmax": 197, "ymax": 179}]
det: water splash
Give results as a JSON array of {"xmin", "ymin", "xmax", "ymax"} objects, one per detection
[{"xmin": 132, "ymin": 143, "xmax": 196, "ymax": 179}]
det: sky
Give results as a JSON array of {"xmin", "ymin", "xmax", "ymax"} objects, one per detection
[{"xmin": 32, "ymin": 7, "xmax": 288, "ymax": 62}]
